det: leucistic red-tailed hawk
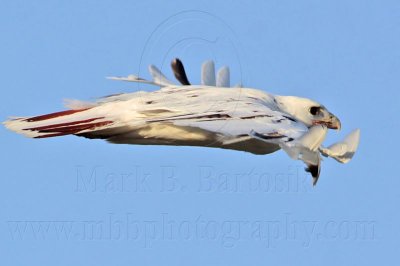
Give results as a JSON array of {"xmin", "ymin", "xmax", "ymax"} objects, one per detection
[{"xmin": 4, "ymin": 58, "xmax": 360, "ymax": 185}]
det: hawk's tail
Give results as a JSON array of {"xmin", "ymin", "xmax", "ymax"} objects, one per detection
[{"xmin": 3, "ymin": 107, "xmax": 114, "ymax": 139}]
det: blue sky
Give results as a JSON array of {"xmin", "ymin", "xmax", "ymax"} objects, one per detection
[{"xmin": 1, "ymin": 0, "xmax": 399, "ymax": 265}]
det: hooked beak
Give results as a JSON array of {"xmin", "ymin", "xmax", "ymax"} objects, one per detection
[{"xmin": 313, "ymin": 113, "xmax": 341, "ymax": 130}]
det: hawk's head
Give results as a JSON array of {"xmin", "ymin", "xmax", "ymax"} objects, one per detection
[{"xmin": 275, "ymin": 96, "xmax": 341, "ymax": 130}]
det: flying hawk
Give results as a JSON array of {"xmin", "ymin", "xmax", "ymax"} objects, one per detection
[{"xmin": 4, "ymin": 58, "xmax": 360, "ymax": 185}]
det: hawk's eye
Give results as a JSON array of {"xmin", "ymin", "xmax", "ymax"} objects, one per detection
[{"xmin": 309, "ymin": 106, "xmax": 320, "ymax": 115}]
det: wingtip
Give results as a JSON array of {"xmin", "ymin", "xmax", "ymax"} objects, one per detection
[
  {"xmin": 171, "ymin": 58, "xmax": 191, "ymax": 85},
  {"xmin": 342, "ymin": 128, "xmax": 361, "ymax": 163},
  {"xmin": 201, "ymin": 60, "xmax": 216, "ymax": 86},
  {"xmin": 171, "ymin": 57, "xmax": 180, "ymax": 65},
  {"xmin": 305, "ymin": 164, "xmax": 321, "ymax": 186},
  {"xmin": 216, "ymin": 66, "xmax": 230, "ymax": 87},
  {"xmin": 349, "ymin": 128, "xmax": 361, "ymax": 142},
  {"xmin": 202, "ymin": 60, "xmax": 215, "ymax": 67},
  {"xmin": 322, "ymin": 128, "xmax": 361, "ymax": 164}
]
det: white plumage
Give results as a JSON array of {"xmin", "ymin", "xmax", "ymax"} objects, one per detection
[{"xmin": 3, "ymin": 58, "xmax": 360, "ymax": 185}]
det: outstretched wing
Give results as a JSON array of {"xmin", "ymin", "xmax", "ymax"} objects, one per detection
[
  {"xmin": 87, "ymin": 87, "xmax": 316, "ymax": 168},
  {"xmin": 5, "ymin": 85, "xmax": 306, "ymax": 149},
  {"xmin": 2, "ymin": 85, "xmax": 326, "ymax": 185}
]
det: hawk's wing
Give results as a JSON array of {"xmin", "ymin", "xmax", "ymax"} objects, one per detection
[{"xmin": 83, "ymin": 85, "xmax": 322, "ymax": 172}]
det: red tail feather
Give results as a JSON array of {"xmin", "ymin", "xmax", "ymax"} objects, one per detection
[
  {"xmin": 32, "ymin": 120, "xmax": 113, "ymax": 138},
  {"xmin": 26, "ymin": 108, "xmax": 90, "ymax": 122},
  {"xmin": 19, "ymin": 107, "xmax": 114, "ymax": 138},
  {"xmin": 24, "ymin": 117, "xmax": 104, "ymax": 131}
]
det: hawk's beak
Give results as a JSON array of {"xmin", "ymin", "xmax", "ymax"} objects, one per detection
[
  {"xmin": 328, "ymin": 114, "xmax": 341, "ymax": 130},
  {"xmin": 313, "ymin": 113, "xmax": 341, "ymax": 130}
]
